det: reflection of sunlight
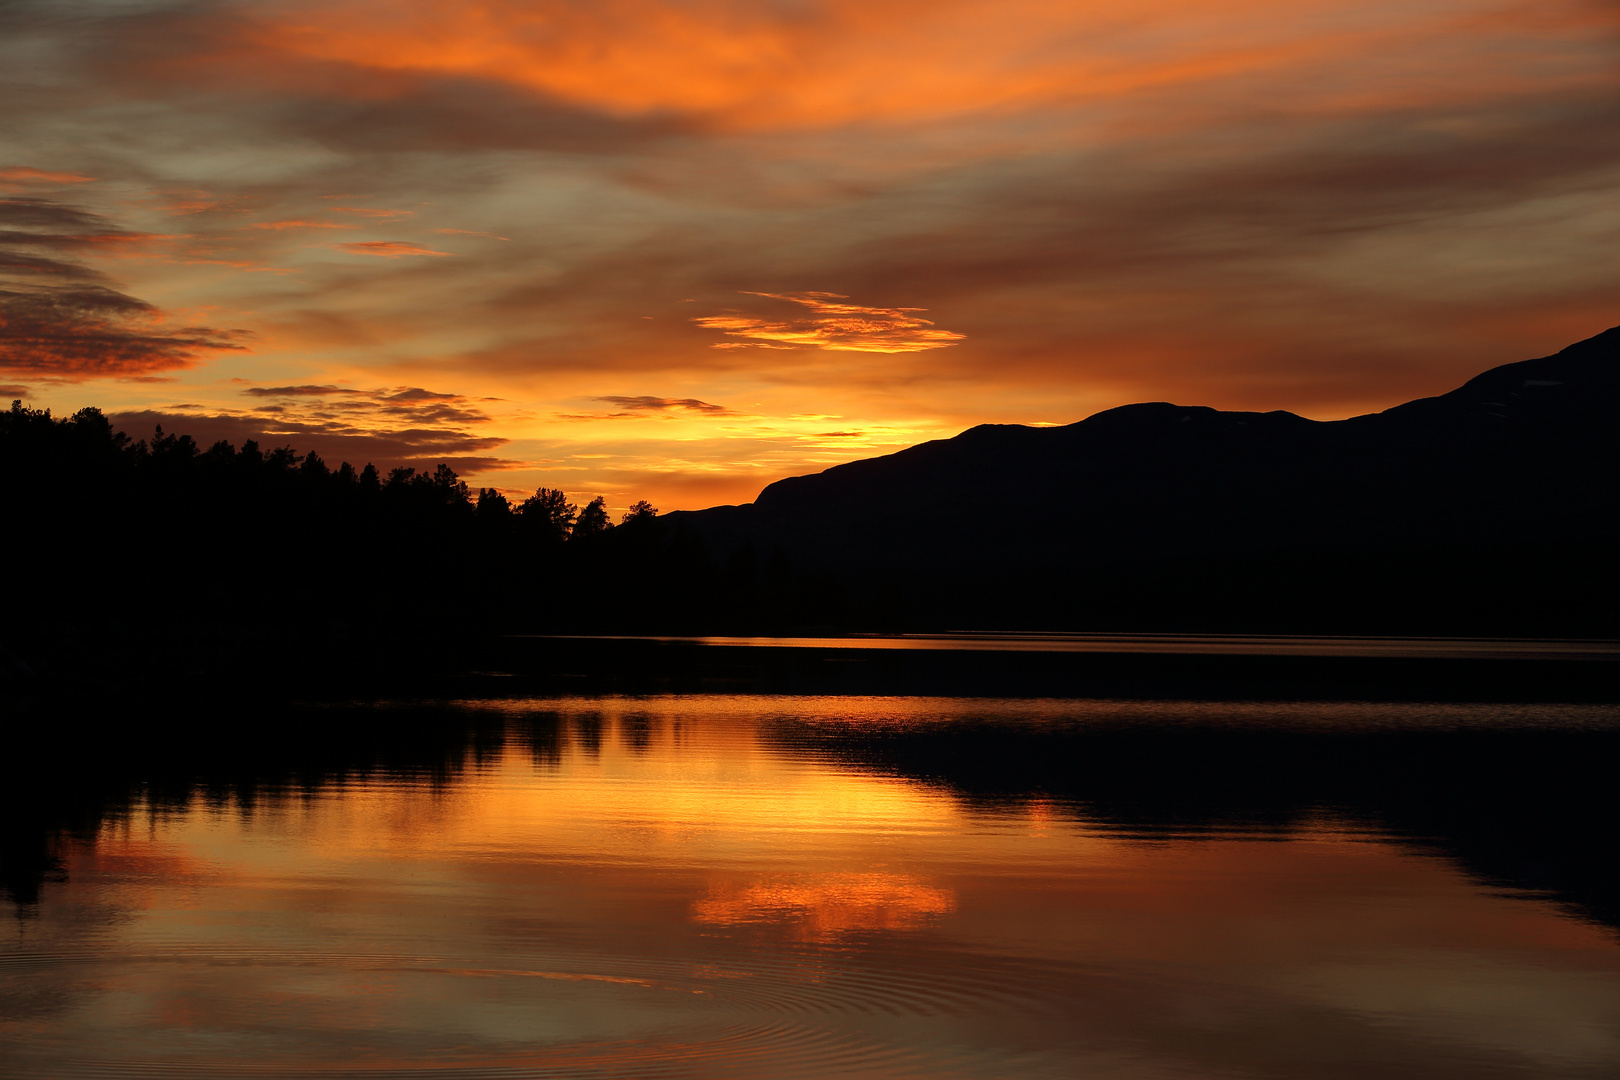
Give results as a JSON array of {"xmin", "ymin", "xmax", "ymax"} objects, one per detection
[
  {"xmin": 16, "ymin": 696, "xmax": 1620, "ymax": 1080},
  {"xmin": 693, "ymin": 872, "xmax": 954, "ymax": 937}
]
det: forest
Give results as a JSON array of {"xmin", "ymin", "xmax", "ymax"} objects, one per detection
[
  {"xmin": 7, "ymin": 368, "xmax": 1619, "ymax": 697},
  {"xmin": 1, "ymin": 401, "xmax": 832, "ymax": 692}
]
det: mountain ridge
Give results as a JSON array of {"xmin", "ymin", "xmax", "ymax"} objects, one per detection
[{"xmin": 667, "ymin": 325, "xmax": 1620, "ymax": 630}]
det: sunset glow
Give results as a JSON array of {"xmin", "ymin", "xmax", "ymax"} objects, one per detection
[{"xmin": 1, "ymin": 0, "xmax": 1615, "ymax": 510}]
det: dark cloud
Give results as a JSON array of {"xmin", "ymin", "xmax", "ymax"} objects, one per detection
[
  {"xmin": 0, "ymin": 195, "xmax": 250, "ymax": 378},
  {"xmin": 596, "ymin": 396, "xmax": 728, "ymax": 414},
  {"xmin": 0, "ymin": 197, "xmax": 109, "ymax": 232},
  {"xmin": 107, "ymin": 408, "xmax": 516, "ymax": 476},
  {"xmin": 385, "ymin": 387, "xmax": 459, "ymax": 402},
  {"xmin": 1, "ymin": 384, "xmax": 30, "ymax": 397},
  {"xmin": 0, "ymin": 285, "xmax": 249, "ymax": 377},
  {"xmin": 242, "ymin": 384, "xmax": 365, "ymax": 397},
  {"xmin": 0, "ymin": 250, "xmax": 110, "ymax": 277},
  {"xmin": 72, "ymin": 2, "xmax": 689, "ymax": 155},
  {"xmin": 218, "ymin": 380, "xmax": 505, "ymax": 458},
  {"xmin": 235, "ymin": 383, "xmax": 496, "ymax": 430}
]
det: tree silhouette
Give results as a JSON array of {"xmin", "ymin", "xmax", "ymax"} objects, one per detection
[
  {"xmin": 477, "ymin": 488, "xmax": 512, "ymax": 519},
  {"xmin": 621, "ymin": 500, "xmax": 657, "ymax": 525},
  {"xmin": 519, "ymin": 487, "xmax": 576, "ymax": 542},
  {"xmin": 574, "ymin": 496, "xmax": 611, "ymax": 540}
]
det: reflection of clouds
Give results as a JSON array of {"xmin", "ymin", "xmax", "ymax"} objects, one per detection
[
  {"xmin": 1292, "ymin": 953, "xmax": 1620, "ymax": 1067},
  {"xmin": 11, "ymin": 699, "xmax": 1620, "ymax": 1078},
  {"xmin": 696, "ymin": 292, "xmax": 965, "ymax": 354},
  {"xmin": 693, "ymin": 873, "xmax": 954, "ymax": 937}
]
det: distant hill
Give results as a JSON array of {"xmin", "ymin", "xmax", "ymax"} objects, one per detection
[{"xmin": 670, "ymin": 326, "xmax": 1620, "ymax": 632}]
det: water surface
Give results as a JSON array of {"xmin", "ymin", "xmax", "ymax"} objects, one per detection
[{"xmin": 4, "ymin": 696, "xmax": 1619, "ymax": 1078}]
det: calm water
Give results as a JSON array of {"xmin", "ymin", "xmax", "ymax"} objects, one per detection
[{"xmin": 4, "ymin": 695, "xmax": 1620, "ymax": 1078}]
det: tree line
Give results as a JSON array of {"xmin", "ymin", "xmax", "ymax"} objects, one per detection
[{"xmin": 2, "ymin": 401, "xmax": 851, "ymax": 687}]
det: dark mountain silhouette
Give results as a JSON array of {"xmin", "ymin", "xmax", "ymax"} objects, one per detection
[
  {"xmin": 671, "ymin": 325, "xmax": 1620, "ymax": 632},
  {"xmin": 4, "ymin": 326, "xmax": 1617, "ymax": 684}
]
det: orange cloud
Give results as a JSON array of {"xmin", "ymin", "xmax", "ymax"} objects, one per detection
[
  {"xmin": 0, "ymin": 167, "xmax": 95, "ymax": 186},
  {"xmin": 695, "ymin": 292, "xmax": 964, "ymax": 353},
  {"xmin": 337, "ymin": 241, "xmax": 452, "ymax": 258},
  {"xmin": 221, "ymin": 0, "xmax": 1620, "ymax": 135},
  {"xmin": 245, "ymin": 220, "xmax": 354, "ymax": 230}
]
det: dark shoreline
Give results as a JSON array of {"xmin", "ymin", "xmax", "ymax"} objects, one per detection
[
  {"xmin": 4, "ymin": 637, "xmax": 1619, "ymax": 936},
  {"xmin": 7, "ymin": 630, "xmax": 1620, "ymax": 708}
]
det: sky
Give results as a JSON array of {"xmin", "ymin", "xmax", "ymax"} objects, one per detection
[{"xmin": 2, "ymin": 0, "xmax": 1616, "ymax": 512}]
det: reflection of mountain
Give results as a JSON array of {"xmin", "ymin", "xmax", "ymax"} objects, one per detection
[
  {"xmin": 10, "ymin": 699, "xmax": 1617, "ymax": 944},
  {"xmin": 768, "ymin": 714, "xmax": 1620, "ymax": 935},
  {"xmin": 674, "ymin": 326, "xmax": 1620, "ymax": 632}
]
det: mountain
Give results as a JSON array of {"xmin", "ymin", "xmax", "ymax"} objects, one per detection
[{"xmin": 669, "ymin": 326, "xmax": 1620, "ymax": 632}]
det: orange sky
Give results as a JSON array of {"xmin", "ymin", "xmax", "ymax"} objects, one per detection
[{"xmin": 1, "ymin": 0, "xmax": 1617, "ymax": 511}]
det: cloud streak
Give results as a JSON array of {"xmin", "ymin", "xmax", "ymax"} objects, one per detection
[
  {"xmin": 696, "ymin": 292, "xmax": 965, "ymax": 353},
  {"xmin": 0, "ymin": 167, "xmax": 94, "ymax": 186},
  {"xmin": 0, "ymin": 195, "xmax": 250, "ymax": 377},
  {"xmin": 595, "ymin": 395, "xmax": 728, "ymax": 413},
  {"xmin": 337, "ymin": 241, "xmax": 452, "ymax": 258},
  {"xmin": 104, "ymin": 380, "xmax": 521, "ymax": 473}
]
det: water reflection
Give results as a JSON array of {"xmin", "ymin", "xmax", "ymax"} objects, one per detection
[{"xmin": 2, "ymin": 696, "xmax": 1619, "ymax": 1079}]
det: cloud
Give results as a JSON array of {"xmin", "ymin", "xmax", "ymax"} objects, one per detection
[
  {"xmin": 104, "ymin": 380, "xmax": 522, "ymax": 473},
  {"xmin": 83, "ymin": 0, "xmax": 1620, "ymax": 143},
  {"xmin": 385, "ymin": 387, "xmax": 459, "ymax": 402},
  {"xmin": 0, "ymin": 285, "xmax": 249, "ymax": 377},
  {"xmin": 0, "ymin": 197, "xmax": 116, "ymax": 234},
  {"xmin": 236, "ymin": 383, "xmax": 494, "ymax": 427},
  {"xmin": 695, "ymin": 292, "xmax": 965, "ymax": 353},
  {"xmin": 109, "ymin": 408, "xmax": 515, "ymax": 474},
  {"xmin": 434, "ymin": 228, "xmax": 510, "ymax": 240},
  {"xmin": 0, "ymin": 167, "xmax": 95, "ymax": 188},
  {"xmin": 1, "ymin": 384, "xmax": 30, "ymax": 397},
  {"xmin": 241, "ymin": 384, "xmax": 366, "ymax": 397},
  {"xmin": 0, "ymin": 196, "xmax": 250, "ymax": 378},
  {"xmin": 595, "ymin": 395, "xmax": 728, "ymax": 414},
  {"xmin": 244, "ymin": 219, "xmax": 354, "ymax": 230},
  {"xmin": 337, "ymin": 241, "xmax": 452, "ymax": 257}
]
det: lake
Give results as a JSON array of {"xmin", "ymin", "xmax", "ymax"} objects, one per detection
[{"xmin": 4, "ymin": 691, "xmax": 1620, "ymax": 1078}]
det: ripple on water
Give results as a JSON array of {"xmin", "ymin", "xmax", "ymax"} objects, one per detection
[
  {"xmin": 27, "ymin": 1022, "xmax": 939, "ymax": 1080},
  {"xmin": 2, "ymin": 939, "xmax": 1078, "ymax": 1079}
]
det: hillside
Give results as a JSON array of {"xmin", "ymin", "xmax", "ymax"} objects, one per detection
[{"xmin": 669, "ymin": 326, "xmax": 1620, "ymax": 631}]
